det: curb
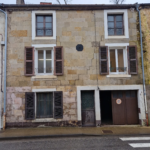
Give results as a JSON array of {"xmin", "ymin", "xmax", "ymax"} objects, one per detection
[{"xmin": 1, "ymin": 133, "xmax": 150, "ymax": 141}]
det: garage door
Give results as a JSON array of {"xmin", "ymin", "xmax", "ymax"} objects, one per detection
[{"xmin": 112, "ymin": 90, "xmax": 139, "ymax": 125}]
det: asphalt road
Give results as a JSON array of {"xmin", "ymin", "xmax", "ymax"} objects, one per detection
[{"xmin": 0, "ymin": 136, "xmax": 150, "ymax": 150}]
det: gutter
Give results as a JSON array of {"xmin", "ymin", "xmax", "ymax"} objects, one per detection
[
  {"xmin": 136, "ymin": 3, "xmax": 148, "ymax": 126},
  {"xmin": 0, "ymin": 8, "xmax": 7, "ymax": 130}
]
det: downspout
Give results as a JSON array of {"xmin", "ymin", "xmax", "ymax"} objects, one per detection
[
  {"xmin": 0, "ymin": 8, "xmax": 7, "ymax": 130},
  {"xmin": 136, "ymin": 4, "xmax": 148, "ymax": 126}
]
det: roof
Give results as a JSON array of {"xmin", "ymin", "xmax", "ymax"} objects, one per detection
[{"xmin": 0, "ymin": 3, "xmax": 150, "ymax": 11}]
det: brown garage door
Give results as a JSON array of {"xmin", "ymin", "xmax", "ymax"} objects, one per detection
[{"xmin": 112, "ymin": 90, "xmax": 139, "ymax": 125}]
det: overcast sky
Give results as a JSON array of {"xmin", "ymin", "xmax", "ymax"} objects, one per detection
[{"xmin": 0, "ymin": 0, "xmax": 150, "ymax": 4}]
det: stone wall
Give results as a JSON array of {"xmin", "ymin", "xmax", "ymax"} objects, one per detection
[
  {"xmin": 0, "ymin": 12, "xmax": 5, "ymax": 128},
  {"xmin": 140, "ymin": 8, "xmax": 150, "ymax": 125},
  {"xmin": 6, "ymin": 10, "xmax": 142, "ymax": 125}
]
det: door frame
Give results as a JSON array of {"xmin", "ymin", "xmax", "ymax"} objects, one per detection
[{"xmin": 77, "ymin": 85, "xmax": 146, "ymax": 126}]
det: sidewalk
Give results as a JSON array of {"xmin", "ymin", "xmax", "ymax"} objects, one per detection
[{"xmin": 0, "ymin": 126, "xmax": 150, "ymax": 140}]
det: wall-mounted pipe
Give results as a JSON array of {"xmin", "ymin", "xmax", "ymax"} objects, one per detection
[
  {"xmin": 136, "ymin": 3, "xmax": 148, "ymax": 126},
  {"xmin": 0, "ymin": 9, "xmax": 7, "ymax": 130}
]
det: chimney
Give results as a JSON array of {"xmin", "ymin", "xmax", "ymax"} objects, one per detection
[
  {"xmin": 40, "ymin": 2, "xmax": 52, "ymax": 5},
  {"xmin": 16, "ymin": 0, "xmax": 25, "ymax": 4}
]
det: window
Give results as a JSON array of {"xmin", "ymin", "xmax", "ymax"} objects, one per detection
[
  {"xmin": 32, "ymin": 11, "xmax": 56, "ymax": 40},
  {"xmin": 108, "ymin": 15, "xmax": 124, "ymax": 36},
  {"xmin": 36, "ymin": 93, "xmax": 53, "ymax": 118},
  {"xmin": 36, "ymin": 15, "xmax": 53, "ymax": 37},
  {"xmin": 104, "ymin": 10, "xmax": 129, "ymax": 39},
  {"xmin": 109, "ymin": 49, "xmax": 127, "ymax": 74},
  {"xmin": 36, "ymin": 49, "xmax": 53, "ymax": 74},
  {"xmin": 25, "ymin": 91, "xmax": 63, "ymax": 120}
]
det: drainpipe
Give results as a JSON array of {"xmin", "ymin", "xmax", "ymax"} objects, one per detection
[
  {"xmin": 0, "ymin": 8, "xmax": 7, "ymax": 130},
  {"xmin": 136, "ymin": 4, "xmax": 148, "ymax": 126}
]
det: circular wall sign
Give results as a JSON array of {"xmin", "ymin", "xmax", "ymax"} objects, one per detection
[
  {"xmin": 76, "ymin": 44, "xmax": 83, "ymax": 51},
  {"xmin": 116, "ymin": 99, "xmax": 122, "ymax": 105}
]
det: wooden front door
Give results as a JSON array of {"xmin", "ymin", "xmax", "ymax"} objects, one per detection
[
  {"xmin": 81, "ymin": 91, "xmax": 95, "ymax": 127},
  {"xmin": 112, "ymin": 91, "xmax": 138, "ymax": 125},
  {"xmin": 112, "ymin": 91, "xmax": 126, "ymax": 125}
]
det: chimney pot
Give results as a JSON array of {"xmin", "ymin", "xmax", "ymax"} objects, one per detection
[
  {"xmin": 16, "ymin": 0, "xmax": 25, "ymax": 4},
  {"xmin": 40, "ymin": 2, "xmax": 52, "ymax": 5}
]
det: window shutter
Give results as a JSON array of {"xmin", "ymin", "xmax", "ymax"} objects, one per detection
[
  {"xmin": 25, "ymin": 92, "xmax": 35, "ymax": 120},
  {"xmin": 54, "ymin": 46, "xmax": 63, "ymax": 75},
  {"xmin": 24, "ymin": 47, "xmax": 34, "ymax": 76},
  {"xmin": 99, "ymin": 46, "xmax": 108, "ymax": 74},
  {"xmin": 127, "ymin": 46, "xmax": 138, "ymax": 74},
  {"xmin": 54, "ymin": 91, "xmax": 63, "ymax": 119}
]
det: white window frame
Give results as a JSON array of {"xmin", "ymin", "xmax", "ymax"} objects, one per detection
[
  {"xmin": 104, "ymin": 9, "xmax": 129, "ymax": 39},
  {"xmin": 105, "ymin": 43, "xmax": 129, "ymax": 75},
  {"xmin": 32, "ymin": 44, "xmax": 56, "ymax": 76},
  {"xmin": 32, "ymin": 11, "xmax": 56, "ymax": 40}
]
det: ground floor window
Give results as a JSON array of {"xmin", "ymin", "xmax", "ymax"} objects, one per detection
[{"xmin": 36, "ymin": 93, "xmax": 53, "ymax": 118}]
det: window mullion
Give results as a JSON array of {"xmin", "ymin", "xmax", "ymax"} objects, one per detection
[
  {"xmin": 115, "ymin": 49, "xmax": 119, "ymax": 73},
  {"xmin": 44, "ymin": 50, "xmax": 46, "ymax": 74}
]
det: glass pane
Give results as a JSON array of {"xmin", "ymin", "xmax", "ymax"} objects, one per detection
[
  {"xmin": 37, "ymin": 93, "xmax": 45, "ymax": 118},
  {"xmin": 45, "ymin": 30, "xmax": 52, "ymax": 36},
  {"xmin": 45, "ymin": 93, "xmax": 53, "ymax": 117},
  {"xmin": 45, "ymin": 23, "xmax": 52, "ymax": 29},
  {"xmin": 126, "ymin": 91, "xmax": 130, "ymax": 98},
  {"xmin": 131, "ymin": 91, "xmax": 136, "ymax": 97},
  {"xmin": 45, "ymin": 16, "xmax": 52, "ymax": 22},
  {"xmin": 108, "ymin": 22, "xmax": 114, "ymax": 28},
  {"xmin": 37, "ymin": 30, "xmax": 44, "ymax": 36},
  {"xmin": 116, "ymin": 29, "xmax": 123, "ymax": 35},
  {"xmin": 110, "ymin": 49, "xmax": 116, "ymax": 72},
  {"xmin": 113, "ymin": 92, "xmax": 118, "ymax": 98},
  {"xmin": 108, "ymin": 29, "xmax": 114, "ymax": 35},
  {"xmin": 118, "ymin": 91, "xmax": 123, "ymax": 98},
  {"xmin": 116, "ymin": 22, "xmax": 123, "ymax": 28},
  {"xmin": 37, "ymin": 23, "xmax": 44, "ymax": 28},
  {"xmin": 118, "ymin": 49, "xmax": 124, "ymax": 72},
  {"xmin": 37, "ymin": 16, "xmax": 44, "ymax": 22},
  {"xmin": 116, "ymin": 15, "xmax": 123, "ymax": 21},
  {"xmin": 108, "ymin": 16, "xmax": 114, "ymax": 21},
  {"xmin": 81, "ymin": 91, "xmax": 94, "ymax": 110},
  {"xmin": 46, "ymin": 50, "xmax": 52, "ymax": 73},
  {"xmin": 38, "ymin": 50, "xmax": 44, "ymax": 73}
]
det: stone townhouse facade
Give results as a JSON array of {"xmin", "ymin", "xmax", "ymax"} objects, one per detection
[{"xmin": 0, "ymin": 2, "xmax": 149, "ymax": 128}]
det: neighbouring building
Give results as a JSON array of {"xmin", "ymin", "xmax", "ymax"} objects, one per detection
[
  {"xmin": 0, "ymin": 1, "xmax": 149, "ymax": 128},
  {"xmin": 140, "ymin": 5, "xmax": 150, "ymax": 125}
]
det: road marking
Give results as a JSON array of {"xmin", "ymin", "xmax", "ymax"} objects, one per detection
[
  {"xmin": 129, "ymin": 143, "xmax": 150, "ymax": 148},
  {"xmin": 120, "ymin": 137, "xmax": 150, "ymax": 141}
]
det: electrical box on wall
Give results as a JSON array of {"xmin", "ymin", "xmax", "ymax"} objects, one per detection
[{"xmin": 1, "ymin": 41, "xmax": 5, "ymax": 46}]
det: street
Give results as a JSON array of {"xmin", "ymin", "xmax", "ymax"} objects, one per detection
[{"xmin": 0, "ymin": 136, "xmax": 150, "ymax": 150}]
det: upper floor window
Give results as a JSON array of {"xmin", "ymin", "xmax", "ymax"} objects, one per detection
[
  {"xmin": 37, "ymin": 49, "xmax": 53, "ymax": 74},
  {"xmin": 36, "ymin": 15, "xmax": 53, "ymax": 37},
  {"xmin": 32, "ymin": 11, "xmax": 56, "ymax": 40},
  {"xmin": 99, "ymin": 44, "xmax": 138, "ymax": 76},
  {"xmin": 108, "ymin": 15, "xmax": 124, "ymax": 36},
  {"xmin": 104, "ymin": 10, "xmax": 129, "ymax": 39},
  {"xmin": 24, "ymin": 45, "xmax": 64, "ymax": 76}
]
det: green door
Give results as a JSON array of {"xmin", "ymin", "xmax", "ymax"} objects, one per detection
[{"xmin": 81, "ymin": 91, "xmax": 95, "ymax": 127}]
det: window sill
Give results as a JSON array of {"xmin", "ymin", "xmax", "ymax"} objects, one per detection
[
  {"xmin": 106, "ymin": 74, "xmax": 131, "ymax": 78},
  {"xmin": 107, "ymin": 36, "xmax": 127, "ymax": 39},
  {"xmin": 33, "ymin": 37, "xmax": 56, "ymax": 40},
  {"xmin": 32, "ymin": 75, "xmax": 57, "ymax": 80},
  {"xmin": 32, "ymin": 118, "xmax": 61, "ymax": 122}
]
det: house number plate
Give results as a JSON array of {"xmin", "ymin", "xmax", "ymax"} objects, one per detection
[{"xmin": 116, "ymin": 99, "xmax": 122, "ymax": 105}]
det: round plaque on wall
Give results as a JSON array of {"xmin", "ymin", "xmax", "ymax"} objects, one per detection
[
  {"xmin": 76, "ymin": 44, "xmax": 83, "ymax": 51},
  {"xmin": 116, "ymin": 99, "xmax": 122, "ymax": 105}
]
